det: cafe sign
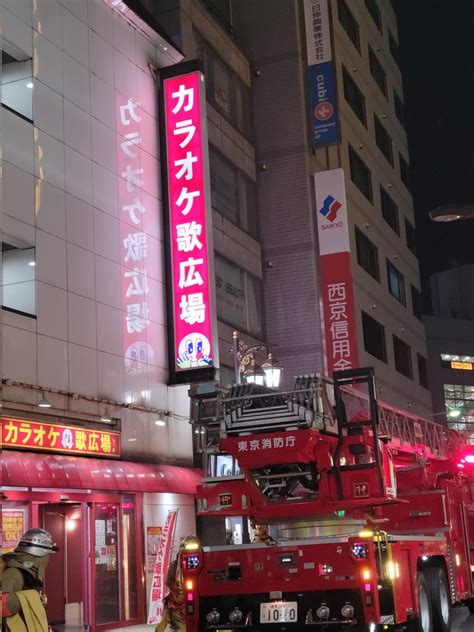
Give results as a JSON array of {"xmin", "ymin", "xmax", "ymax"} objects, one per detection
[{"xmin": 1, "ymin": 417, "xmax": 121, "ymax": 457}]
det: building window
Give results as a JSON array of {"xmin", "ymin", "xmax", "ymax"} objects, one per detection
[
  {"xmin": 405, "ymin": 218, "xmax": 416, "ymax": 254},
  {"xmin": 215, "ymin": 255, "xmax": 263, "ymax": 337},
  {"xmin": 349, "ymin": 145, "xmax": 373, "ymax": 202},
  {"xmin": 337, "ymin": 0, "xmax": 360, "ymax": 51},
  {"xmin": 374, "ymin": 115, "xmax": 393, "ymax": 165},
  {"xmin": 393, "ymin": 90, "xmax": 406, "ymax": 127},
  {"xmin": 365, "ymin": 0, "xmax": 382, "ymax": 32},
  {"xmin": 417, "ymin": 354, "xmax": 429, "ymax": 388},
  {"xmin": 369, "ymin": 47, "xmax": 387, "ymax": 96},
  {"xmin": 386, "ymin": 260, "xmax": 406, "ymax": 305},
  {"xmin": 356, "ymin": 228, "xmax": 379, "ymax": 281},
  {"xmin": 411, "ymin": 285, "xmax": 423, "ymax": 320},
  {"xmin": 209, "ymin": 148, "xmax": 258, "ymax": 238},
  {"xmin": 393, "ymin": 335, "xmax": 413, "ymax": 379},
  {"xmin": 2, "ymin": 241, "xmax": 36, "ymax": 316},
  {"xmin": 2, "ymin": 50, "xmax": 33, "ymax": 121},
  {"xmin": 343, "ymin": 67, "xmax": 366, "ymax": 125},
  {"xmin": 399, "ymin": 153, "xmax": 410, "ymax": 188},
  {"xmin": 380, "ymin": 187, "xmax": 399, "ymax": 234},
  {"xmin": 362, "ymin": 311, "xmax": 386, "ymax": 362},
  {"xmin": 389, "ymin": 31, "xmax": 401, "ymax": 67},
  {"xmin": 197, "ymin": 35, "xmax": 251, "ymax": 138},
  {"xmin": 444, "ymin": 384, "xmax": 474, "ymax": 432},
  {"xmin": 200, "ymin": 0, "xmax": 234, "ymax": 37}
]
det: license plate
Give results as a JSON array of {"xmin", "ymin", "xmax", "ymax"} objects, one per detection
[{"xmin": 260, "ymin": 601, "xmax": 298, "ymax": 624}]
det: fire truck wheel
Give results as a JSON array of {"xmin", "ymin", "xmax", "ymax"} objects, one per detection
[
  {"xmin": 417, "ymin": 572, "xmax": 434, "ymax": 632},
  {"xmin": 424, "ymin": 567, "xmax": 451, "ymax": 632}
]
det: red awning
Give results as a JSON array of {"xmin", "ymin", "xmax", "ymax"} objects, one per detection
[{"xmin": 2, "ymin": 450, "xmax": 202, "ymax": 495}]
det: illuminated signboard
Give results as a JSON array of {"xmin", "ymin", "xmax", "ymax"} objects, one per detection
[
  {"xmin": 1, "ymin": 417, "xmax": 121, "ymax": 457},
  {"xmin": 160, "ymin": 61, "xmax": 218, "ymax": 384},
  {"xmin": 450, "ymin": 361, "xmax": 473, "ymax": 371}
]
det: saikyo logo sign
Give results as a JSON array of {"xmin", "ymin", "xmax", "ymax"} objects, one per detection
[
  {"xmin": 315, "ymin": 170, "xmax": 359, "ymax": 374},
  {"xmin": 161, "ymin": 62, "xmax": 218, "ymax": 384},
  {"xmin": 319, "ymin": 194, "xmax": 341, "ymax": 222}
]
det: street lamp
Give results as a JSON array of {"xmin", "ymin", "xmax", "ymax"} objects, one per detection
[
  {"xmin": 231, "ymin": 331, "xmax": 283, "ymax": 388},
  {"xmin": 429, "ymin": 204, "xmax": 474, "ymax": 222}
]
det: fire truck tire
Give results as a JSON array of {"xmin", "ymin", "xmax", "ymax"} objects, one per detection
[
  {"xmin": 417, "ymin": 572, "xmax": 434, "ymax": 632},
  {"xmin": 424, "ymin": 567, "xmax": 451, "ymax": 632}
]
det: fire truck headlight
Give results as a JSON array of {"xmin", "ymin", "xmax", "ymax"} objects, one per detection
[
  {"xmin": 229, "ymin": 607, "xmax": 243, "ymax": 623},
  {"xmin": 206, "ymin": 608, "xmax": 220, "ymax": 624},
  {"xmin": 316, "ymin": 605, "xmax": 330, "ymax": 619},
  {"xmin": 341, "ymin": 604, "xmax": 354, "ymax": 619}
]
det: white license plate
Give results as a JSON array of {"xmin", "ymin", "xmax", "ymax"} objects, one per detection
[{"xmin": 260, "ymin": 601, "xmax": 298, "ymax": 624}]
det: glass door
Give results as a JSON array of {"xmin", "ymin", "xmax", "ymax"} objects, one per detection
[{"xmin": 93, "ymin": 502, "xmax": 121, "ymax": 625}]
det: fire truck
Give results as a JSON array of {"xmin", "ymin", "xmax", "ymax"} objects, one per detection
[{"xmin": 182, "ymin": 367, "xmax": 474, "ymax": 632}]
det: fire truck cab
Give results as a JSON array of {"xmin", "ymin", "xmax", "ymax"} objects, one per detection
[{"xmin": 183, "ymin": 367, "xmax": 474, "ymax": 632}]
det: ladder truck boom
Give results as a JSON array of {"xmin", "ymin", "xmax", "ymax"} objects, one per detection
[{"xmin": 181, "ymin": 367, "xmax": 474, "ymax": 632}]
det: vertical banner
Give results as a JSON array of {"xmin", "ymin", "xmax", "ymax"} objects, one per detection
[
  {"xmin": 303, "ymin": 0, "xmax": 340, "ymax": 147},
  {"xmin": 147, "ymin": 510, "xmax": 178, "ymax": 625},
  {"xmin": 160, "ymin": 61, "xmax": 219, "ymax": 384},
  {"xmin": 315, "ymin": 169, "xmax": 359, "ymax": 374}
]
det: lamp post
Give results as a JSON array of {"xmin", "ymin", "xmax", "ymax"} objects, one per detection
[
  {"xmin": 429, "ymin": 204, "xmax": 474, "ymax": 222},
  {"xmin": 231, "ymin": 331, "xmax": 283, "ymax": 388}
]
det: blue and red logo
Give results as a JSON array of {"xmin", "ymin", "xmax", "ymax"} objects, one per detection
[{"xmin": 319, "ymin": 195, "xmax": 341, "ymax": 223}]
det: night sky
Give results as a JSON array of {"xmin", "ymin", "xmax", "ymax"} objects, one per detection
[{"xmin": 396, "ymin": 0, "xmax": 474, "ymax": 307}]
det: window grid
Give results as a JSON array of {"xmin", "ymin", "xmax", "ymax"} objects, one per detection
[
  {"xmin": 405, "ymin": 219, "xmax": 416, "ymax": 255},
  {"xmin": 417, "ymin": 353, "xmax": 429, "ymax": 389},
  {"xmin": 369, "ymin": 47, "xmax": 387, "ymax": 97},
  {"xmin": 365, "ymin": 0, "xmax": 382, "ymax": 32},
  {"xmin": 399, "ymin": 153, "xmax": 410, "ymax": 189},
  {"xmin": 356, "ymin": 228, "xmax": 379, "ymax": 281},
  {"xmin": 362, "ymin": 311, "xmax": 387, "ymax": 362},
  {"xmin": 343, "ymin": 66, "xmax": 366, "ymax": 126},
  {"xmin": 337, "ymin": 0, "xmax": 360, "ymax": 51},
  {"xmin": 393, "ymin": 335, "xmax": 413, "ymax": 379},
  {"xmin": 349, "ymin": 145, "xmax": 373, "ymax": 202},
  {"xmin": 374, "ymin": 115, "xmax": 393, "ymax": 165},
  {"xmin": 380, "ymin": 187, "xmax": 399, "ymax": 234},
  {"xmin": 411, "ymin": 285, "xmax": 422, "ymax": 320},
  {"xmin": 393, "ymin": 90, "xmax": 406, "ymax": 128},
  {"xmin": 387, "ymin": 260, "xmax": 406, "ymax": 305}
]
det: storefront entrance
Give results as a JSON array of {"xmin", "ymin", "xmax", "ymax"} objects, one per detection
[{"xmin": 41, "ymin": 504, "xmax": 83, "ymax": 625}]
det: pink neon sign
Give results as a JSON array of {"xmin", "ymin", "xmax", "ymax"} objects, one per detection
[{"xmin": 163, "ymin": 70, "xmax": 215, "ymax": 375}]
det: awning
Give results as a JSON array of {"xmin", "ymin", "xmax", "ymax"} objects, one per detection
[{"xmin": 2, "ymin": 450, "xmax": 202, "ymax": 495}]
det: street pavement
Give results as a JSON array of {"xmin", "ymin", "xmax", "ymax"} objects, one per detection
[{"xmin": 451, "ymin": 606, "xmax": 473, "ymax": 631}]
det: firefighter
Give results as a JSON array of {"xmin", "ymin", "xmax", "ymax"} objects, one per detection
[
  {"xmin": 155, "ymin": 539, "xmax": 192, "ymax": 632},
  {"xmin": 2, "ymin": 529, "xmax": 58, "ymax": 632}
]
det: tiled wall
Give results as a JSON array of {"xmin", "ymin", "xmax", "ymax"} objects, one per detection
[{"xmin": 1, "ymin": 0, "xmax": 193, "ymax": 462}]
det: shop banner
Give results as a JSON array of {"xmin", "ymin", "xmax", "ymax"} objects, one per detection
[
  {"xmin": 1, "ymin": 417, "xmax": 121, "ymax": 457},
  {"xmin": 303, "ymin": 0, "xmax": 340, "ymax": 147},
  {"xmin": 314, "ymin": 169, "xmax": 359, "ymax": 374},
  {"xmin": 147, "ymin": 510, "xmax": 178, "ymax": 624},
  {"xmin": 2, "ymin": 508, "xmax": 27, "ymax": 552},
  {"xmin": 161, "ymin": 61, "xmax": 219, "ymax": 384}
]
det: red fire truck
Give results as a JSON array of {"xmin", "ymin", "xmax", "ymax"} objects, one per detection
[{"xmin": 182, "ymin": 367, "xmax": 474, "ymax": 632}]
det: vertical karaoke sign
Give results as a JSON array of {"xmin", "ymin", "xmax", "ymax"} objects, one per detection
[
  {"xmin": 303, "ymin": 0, "xmax": 340, "ymax": 147},
  {"xmin": 161, "ymin": 62, "xmax": 218, "ymax": 384},
  {"xmin": 315, "ymin": 169, "xmax": 359, "ymax": 374}
]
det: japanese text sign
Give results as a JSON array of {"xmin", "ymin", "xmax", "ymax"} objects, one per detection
[
  {"xmin": 314, "ymin": 169, "xmax": 359, "ymax": 375},
  {"xmin": 303, "ymin": 0, "xmax": 340, "ymax": 147},
  {"xmin": 162, "ymin": 64, "xmax": 218, "ymax": 383},
  {"xmin": 2, "ymin": 417, "xmax": 121, "ymax": 457},
  {"xmin": 147, "ymin": 509, "xmax": 178, "ymax": 624},
  {"xmin": 2, "ymin": 508, "xmax": 27, "ymax": 551}
]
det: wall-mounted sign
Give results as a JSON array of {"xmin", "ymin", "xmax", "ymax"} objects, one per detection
[
  {"xmin": 314, "ymin": 169, "xmax": 359, "ymax": 374},
  {"xmin": 160, "ymin": 61, "xmax": 219, "ymax": 384},
  {"xmin": 2, "ymin": 508, "xmax": 27, "ymax": 552},
  {"xmin": 1, "ymin": 417, "xmax": 121, "ymax": 457},
  {"xmin": 450, "ymin": 361, "xmax": 473, "ymax": 371},
  {"xmin": 303, "ymin": 0, "xmax": 340, "ymax": 147}
]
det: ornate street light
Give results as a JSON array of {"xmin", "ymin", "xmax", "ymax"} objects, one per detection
[{"xmin": 231, "ymin": 331, "xmax": 283, "ymax": 388}]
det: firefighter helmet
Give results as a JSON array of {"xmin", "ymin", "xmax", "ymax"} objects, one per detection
[{"xmin": 14, "ymin": 529, "xmax": 59, "ymax": 557}]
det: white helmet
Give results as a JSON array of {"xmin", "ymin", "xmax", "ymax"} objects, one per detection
[{"xmin": 15, "ymin": 529, "xmax": 59, "ymax": 557}]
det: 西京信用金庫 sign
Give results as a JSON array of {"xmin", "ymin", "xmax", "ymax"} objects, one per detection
[{"xmin": 161, "ymin": 63, "xmax": 219, "ymax": 384}]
